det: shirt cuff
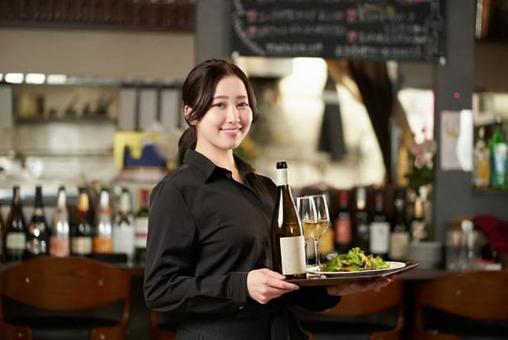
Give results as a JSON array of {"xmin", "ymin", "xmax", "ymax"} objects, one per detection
[{"xmin": 228, "ymin": 271, "xmax": 249, "ymax": 306}]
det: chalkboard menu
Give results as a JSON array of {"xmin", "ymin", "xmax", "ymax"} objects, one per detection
[{"xmin": 231, "ymin": 0, "xmax": 445, "ymax": 62}]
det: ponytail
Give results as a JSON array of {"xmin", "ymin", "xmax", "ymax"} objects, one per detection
[{"xmin": 177, "ymin": 127, "xmax": 197, "ymax": 165}]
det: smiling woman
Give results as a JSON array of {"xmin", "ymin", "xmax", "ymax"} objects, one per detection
[{"xmin": 144, "ymin": 59, "xmax": 340, "ymax": 340}]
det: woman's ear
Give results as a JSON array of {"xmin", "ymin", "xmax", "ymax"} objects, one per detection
[{"xmin": 184, "ymin": 105, "xmax": 197, "ymax": 125}]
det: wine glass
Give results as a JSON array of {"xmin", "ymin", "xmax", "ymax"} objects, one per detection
[
  {"xmin": 296, "ymin": 196, "xmax": 317, "ymax": 267},
  {"xmin": 309, "ymin": 194, "xmax": 331, "ymax": 267}
]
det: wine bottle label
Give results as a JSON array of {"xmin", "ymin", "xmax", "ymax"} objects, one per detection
[
  {"xmin": 493, "ymin": 144, "xmax": 507, "ymax": 185},
  {"xmin": 334, "ymin": 218, "xmax": 352, "ymax": 244},
  {"xmin": 93, "ymin": 237, "xmax": 114, "ymax": 253},
  {"xmin": 6, "ymin": 232, "xmax": 26, "ymax": 250},
  {"xmin": 27, "ymin": 239, "xmax": 47, "ymax": 255},
  {"xmin": 389, "ymin": 232, "xmax": 409, "ymax": 260},
  {"xmin": 279, "ymin": 235, "xmax": 306, "ymax": 275},
  {"xmin": 72, "ymin": 237, "xmax": 93, "ymax": 255},
  {"xmin": 50, "ymin": 236, "xmax": 70, "ymax": 257},
  {"xmin": 369, "ymin": 222, "xmax": 390, "ymax": 254},
  {"xmin": 135, "ymin": 217, "xmax": 149, "ymax": 248},
  {"xmin": 113, "ymin": 226, "xmax": 135, "ymax": 257}
]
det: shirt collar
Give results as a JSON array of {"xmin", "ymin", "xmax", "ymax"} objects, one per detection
[{"xmin": 183, "ymin": 149, "xmax": 254, "ymax": 183}]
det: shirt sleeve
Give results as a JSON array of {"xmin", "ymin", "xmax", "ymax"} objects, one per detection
[
  {"xmin": 290, "ymin": 286, "xmax": 341, "ymax": 311},
  {"xmin": 143, "ymin": 180, "xmax": 249, "ymax": 315}
]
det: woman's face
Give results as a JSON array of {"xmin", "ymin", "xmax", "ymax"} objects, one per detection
[{"xmin": 192, "ymin": 75, "xmax": 253, "ymax": 154}]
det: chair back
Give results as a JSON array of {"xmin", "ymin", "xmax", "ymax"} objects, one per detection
[
  {"xmin": 0, "ymin": 256, "xmax": 131, "ymax": 340},
  {"xmin": 415, "ymin": 270, "xmax": 508, "ymax": 320},
  {"xmin": 322, "ymin": 278, "xmax": 405, "ymax": 317},
  {"xmin": 413, "ymin": 270, "xmax": 508, "ymax": 339}
]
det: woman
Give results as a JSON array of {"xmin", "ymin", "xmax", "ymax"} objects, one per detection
[{"xmin": 144, "ymin": 59, "xmax": 373, "ymax": 339}]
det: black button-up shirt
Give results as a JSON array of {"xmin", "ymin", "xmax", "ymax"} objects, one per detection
[{"xmin": 144, "ymin": 150, "xmax": 339, "ymax": 339}]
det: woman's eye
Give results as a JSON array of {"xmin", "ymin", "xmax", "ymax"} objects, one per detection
[
  {"xmin": 213, "ymin": 102, "xmax": 226, "ymax": 109},
  {"xmin": 238, "ymin": 102, "xmax": 249, "ymax": 108}
]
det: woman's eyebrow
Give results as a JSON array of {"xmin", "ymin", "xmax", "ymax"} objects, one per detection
[{"xmin": 212, "ymin": 95, "xmax": 248, "ymax": 99}]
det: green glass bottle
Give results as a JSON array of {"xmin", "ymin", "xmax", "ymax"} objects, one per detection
[{"xmin": 489, "ymin": 117, "xmax": 507, "ymax": 190}]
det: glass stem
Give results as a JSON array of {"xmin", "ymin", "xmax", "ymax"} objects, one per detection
[{"xmin": 313, "ymin": 238, "xmax": 320, "ymax": 267}]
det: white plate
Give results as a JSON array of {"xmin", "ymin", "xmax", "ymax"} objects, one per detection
[{"xmin": 306, "ymin": 261, "xmax": 406, "ymax": 278}]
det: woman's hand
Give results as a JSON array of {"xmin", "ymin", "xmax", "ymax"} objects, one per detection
[
  {"xmin": 247, "ymin": 268, "xmax": 300, "ymax": 304},
  {"xmin": 326, "ymin": 277, "xmax": 392, "ymax": 296}
]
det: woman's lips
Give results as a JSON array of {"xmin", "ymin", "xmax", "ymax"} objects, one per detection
[{"xmin": 220, "ymin": 127, "xmax": 241, "ymax": 137}]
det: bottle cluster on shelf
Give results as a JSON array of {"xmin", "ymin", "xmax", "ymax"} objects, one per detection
[
  {"xmin": 473, "ymin": 116, "xmax": 508, "ymax": 191},
  {"xmin": 0, "ymin": 185, "xmax": 151, "ymax": 264},
  {"xmin": 322, "ymin": 185, "xmax": 431, "ymax": 261}
]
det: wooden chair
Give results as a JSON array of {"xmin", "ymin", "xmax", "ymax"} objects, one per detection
[
  {"xmin": 413, "ymin": 270, "xmax": 508, "ymax": 340},
  {"xmin": 0, "ymin": 256, "xmax": 131, "ymax": 340},
  {"xmin": 302, "ymin": 279, "xmax": 405, "ymax": 340}
]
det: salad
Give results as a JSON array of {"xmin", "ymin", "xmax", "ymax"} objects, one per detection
[{"xmin": 322, "ymin": 247, "xmax": 389, "ymax": 272}]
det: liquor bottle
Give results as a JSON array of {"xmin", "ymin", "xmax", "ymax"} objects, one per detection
[
  {"xmin": 94, "ymin": 187, "xmax": 114, "ymax": 254},
  {"xmin": 50, "ymin": 186, "xmax": 70, "ymax": 257},
  {"xmin": 354, "ymin": 187, "xmax": 369, "ymax": 252},
  {"xmin": 473, "ymin": 127, "xmax": 490, "ymax": 188},
  {"xmin": 26, "ymin": 186, "xmax": 50, "ymax": 257},
  {"xmin": 369, "ymin": 188, "xmax": 390, "ymax": 259},
  {"xmin": 4, "ymin": 186, "xmax": 27, "ymax": 262},
  {"xmin": 71, "ymin": 187, "xmax": 94, "ymax": 256},
  {"xmin": 489, "ymin": 116, "xmax": 507, "ymax": 190},
  {"xmin": 333, "ymin": 190, "xmax": 352, "ymax": 254},
  {"xmin": 410, "ymin": 196, "xmax": 427, "ymax": 242},
  {"xmin": 271, "ymin": 161, "xmax": 306, "ymax": 279},
  {"xmin": 135, "ymin": 187, "xmax": 150, "ymax": 263},
  {"xmin": 113, "ymin": 188, "xmax": 135, "ymax": 263},
  {"xmin": 389, "ymin": 188, "xmax": 410, "ymax": 260}
]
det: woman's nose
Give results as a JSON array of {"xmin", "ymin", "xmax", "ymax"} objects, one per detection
[{"xmin": 226, "ymin": 106, "xmax": 240, "ymax": 123}]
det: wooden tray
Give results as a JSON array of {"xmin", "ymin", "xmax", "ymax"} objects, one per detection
[{"xmin": 287, "ymin": 261, "xmax": 418, "ymax": 287}]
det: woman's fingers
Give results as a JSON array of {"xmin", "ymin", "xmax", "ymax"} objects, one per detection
[{"xmin": 247, "ymin": 268, "xmax": 300, "ymax": 304}]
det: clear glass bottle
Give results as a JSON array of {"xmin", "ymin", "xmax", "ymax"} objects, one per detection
[
  {"xmin": 473, "ymin": 127, "xmax": 490, "ymax": 188},
  {"xmin": 50, "ymin": 186, "xmax": 70, "ymax": 257},
  {"xmin": 113, "ymin": 188, "xmax": 135, "ymax": 263},
  {"xmin": 94, "ymin": 187, "xmax": 114, "ymax": 254}
]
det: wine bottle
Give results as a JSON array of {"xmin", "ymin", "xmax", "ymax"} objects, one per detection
[
  {"xmin": 410, "ymin": 196, "xmax": 427, "ymax": 242},
  {"xmin": 473, "ymin": 127, "xmax": 490, "ymax": 188},
  {"xmin": 354, "ymin": 187, "xmax": 369, "ymax": 251},
  {"xmin": 113, "ymin": 188, "xmax": 135, "ymax": 263},
  {"xmin": 50, "ymin": 186, "xmax": 70, "ymax": 257},
  {"xmin": 271, "ymin": 161, "xmax": 306, "ymax": 279},
  {"xmin": 135, "ymin": 187, "xmax": 150, "ymax": 264},
  {"xmin": 389, "ymin": 188, "xmax": 410, "ymax": 260},
  {"xmin": 369, "ymin": 188, "xmax": 390, "ymax": 259},
  {"xmin": 5, "ymin": 186, "xmax": 27, "ymax": 262},
  {"xmin": 489, "ymin": 116, "xmax": 507, "ymax": 190},
  {"xmin": 94, "ymin": 187, "xmax": 114, "ymax": 254},
  {"xmin": 26, "ymin": 186, "xmax": 50, "ymax": 257},
  {"xmin": 71, "ymin": 187, "xmax": 94, "ymax": 256},
  {"xmin": 333, "ymin": 190, "xmax": 352, "ymax": 253}
]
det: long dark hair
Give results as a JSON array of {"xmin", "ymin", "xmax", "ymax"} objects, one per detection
[{"xmin": 177, "ymin": 59, "xmax": 257, "ymax": 165}]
